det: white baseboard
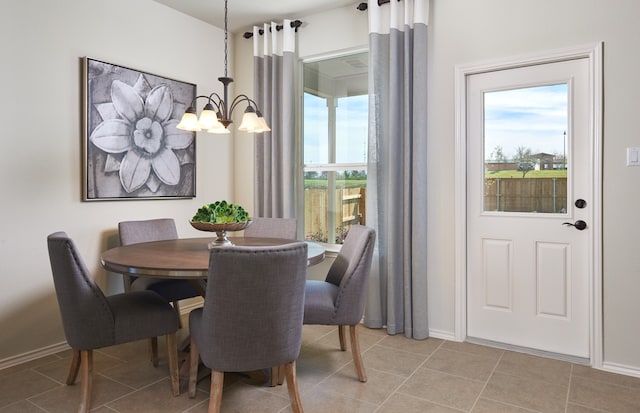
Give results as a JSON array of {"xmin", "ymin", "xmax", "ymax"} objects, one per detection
[
  {"xmin": 0, "ymin": 341, "xmax": 70, "ymax": 371},
  {"xmin": 601, "ymin": 361, "xmax": 640, "ymax": 378},
  {"xmin": 428, "ymin": 329, "xmax": 457, "ymax": 341}
]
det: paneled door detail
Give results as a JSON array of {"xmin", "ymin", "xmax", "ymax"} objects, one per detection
[{"xmin": 466, "ymin": 58, "xmax": 592, "ymax": 358}]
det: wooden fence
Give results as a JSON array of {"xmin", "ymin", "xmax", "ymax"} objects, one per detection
[
  {"xmin": 484, "ymin": 177, "xmax": 567, "ymax": 213},
  {"xmin": 304, "ymin": 187, "xmax": 366, "ymax": 243}
]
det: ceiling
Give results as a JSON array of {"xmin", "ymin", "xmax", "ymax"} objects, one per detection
[{"xmin": 152, "ymin": 0, "xmax": 359, "ymax": 32}]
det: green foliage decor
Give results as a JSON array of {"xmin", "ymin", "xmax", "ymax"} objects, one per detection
[{"xmin": 192, "ymin": 200, "xmax": 249, "ymax": 224}]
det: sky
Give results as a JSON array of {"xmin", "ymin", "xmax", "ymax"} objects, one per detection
[
  {"xmin": 484, "ymin": 83, "xmax": 568, "ymax": 160},
  {"xmin": 303, "ymin": 93, "xmax": 368, "ymax": 165}
]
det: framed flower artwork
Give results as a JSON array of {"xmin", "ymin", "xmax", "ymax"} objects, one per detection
[{"xmin": 82, "ymin": 57, "xmax": 196, "ymax": 200}]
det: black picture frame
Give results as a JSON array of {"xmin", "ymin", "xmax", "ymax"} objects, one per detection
[{"xmin": 83, "ymin": 57, "xmax": 196, "ymax": 201}]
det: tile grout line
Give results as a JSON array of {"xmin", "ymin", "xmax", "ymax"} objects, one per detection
[
  {"xmin": 22, "ymin": 368, "xmax": 71, "ymax": 412},
  {"xmin": 268, "ymin": 327, "xmax": 388, "ymax": 412},
  {"xmin": 564, "ymin": 363, "xmax": 573, "ymax": 413},
  {"xmin": 29, "ymin": 367, "xmax": 68, "ymax": 387},
  {"xmin": 182, "ymin": 397, "xmax": 210, "ymax": 413},
  {"xmin": 309, "ymin": 329, "xmax": 387, "ymax": 389},
  {"xmin": 467, "ymin": 347, "xmax": 505, "ymax": 412},
  {"xmin": 94, "ymin": 372, "xmax": 168, "ymax": 410},
  {"xmin": 371, "ymin": 338, "xmax": 446, "ymax": 412},
  {"xmin": 290, "ymin": 330, "xmax": 390, "ymax": 411},
  {"xmin": 480, "ymin": 396, "xmax": 543, "ymax": 412}
]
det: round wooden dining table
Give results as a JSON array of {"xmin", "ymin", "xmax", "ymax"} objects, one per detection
[{"xmin": 101, "ymin": 236, "xmax": 325, "ymax": 281}]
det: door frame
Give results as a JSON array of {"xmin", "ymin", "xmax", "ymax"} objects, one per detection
[{"xmin": 453, "ymin": 43, "xmax": 603, "ymax": 367}]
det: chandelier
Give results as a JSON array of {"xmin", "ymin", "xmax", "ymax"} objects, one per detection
[{"xmin": 177, "ymin": 0, "xmax": 270, "ymax": 134}]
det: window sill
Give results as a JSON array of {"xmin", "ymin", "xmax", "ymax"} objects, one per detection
[{"xmin": 318, "ymin": 242, "xmax": 342, "ymax": 257}]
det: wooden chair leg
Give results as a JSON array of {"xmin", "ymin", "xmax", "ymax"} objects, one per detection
[
  {"xmin": 78, "ymin": 350, "xmax": 93, "ymax": 413},
  {"xmin": 149, "ymin": 337, "xmax": 159, "ymax": 367},
  {"xmin": 270, "ymin": 366, "xmax": 278, "ymax": 387},
  {"xmin": 166, "ymin": 333, "xmax": 180, "ymax": 396},
  {"xmin": 277, "ymin": 364, "xmax": 285, "ymax": 385},
  {"xmin": 208, "ymin": 370, "xmax": 224, "ymax": 413},
  {"xmin": 349, "ymin": 324, "xmax": 367, "ymax": 382},
  {"xmin": 66, "ymin": 349, "xmax": 81, "ymax": 385},
  {"xmin": 284, "ymin": 361, "xmax": 304, "ymax": 413},
  {"xmin": 188, "ymin": 337, "xmax": 200, "ymax": 398},
  {"xmin": 338, "ymin": 325, "xmax": 347, "ymax": 351},
  {"xmin": 172, "ymin": 301, "xmax": 183, "ymax": 329}
]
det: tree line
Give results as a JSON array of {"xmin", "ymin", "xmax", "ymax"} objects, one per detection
[
  {"xmin": 304, "ymin": 170, "xmax": 367, "ymax": 180},
  {"xmin": 488, "ymin": 145, "xmax": 566, "ymax": 177}
]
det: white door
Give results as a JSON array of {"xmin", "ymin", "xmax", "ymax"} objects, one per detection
[{"xmin": 466, "ymin": 58, "xmax": 592, "ymax": 358}]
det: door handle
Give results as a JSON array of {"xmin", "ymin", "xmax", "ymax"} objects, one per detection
[{"xmin": 563, "ymin": 220, "xmax": 587, "ymax": 230}]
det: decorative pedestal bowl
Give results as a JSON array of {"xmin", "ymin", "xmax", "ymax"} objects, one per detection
[{"xmin": 189, "ymin": 221, "xmax": 252, "ymax": 248}]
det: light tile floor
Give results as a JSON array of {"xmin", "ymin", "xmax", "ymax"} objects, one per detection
[{"xmin": 2, "ymin": 323, "xmax": 640, "ymax": 413}]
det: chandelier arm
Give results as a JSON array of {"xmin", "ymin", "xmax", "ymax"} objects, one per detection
[
  {"xmin": 206, "ymin": 92, "xmax": 225, "ymax": 113},
  {"xmin": 228, "ymin": 94, "xmax": 261, "ymax": 117},
  {"xmin": 187, "ymin": 95, "xmax": 216, "ymax": 108}
]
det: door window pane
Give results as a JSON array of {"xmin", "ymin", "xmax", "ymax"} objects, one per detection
[{"xmin": 483, "ymin": 84, "xmax": 568, "ymax": 213}]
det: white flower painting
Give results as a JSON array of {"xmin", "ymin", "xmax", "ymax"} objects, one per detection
[{"xmin": 84, "ymin": 58, "xmax": 196, "ymax": 200}]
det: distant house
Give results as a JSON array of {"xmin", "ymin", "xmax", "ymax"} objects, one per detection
[{"xmin": 532, "ymin": 153, "xmax": 555, "ymax": 170}]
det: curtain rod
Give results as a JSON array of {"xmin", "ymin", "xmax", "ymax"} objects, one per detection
[
  {"xmin": 243, "ymin": 19, "xmax": 303, "ymax": 39},
  {"xmin": 357, "ymin": 0, "xmax": 399, "ymax": 11}
]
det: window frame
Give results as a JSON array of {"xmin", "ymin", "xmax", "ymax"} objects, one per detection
[{"xmin": 297, "ymin": 48, "xmax": 369, "ymax": 246}]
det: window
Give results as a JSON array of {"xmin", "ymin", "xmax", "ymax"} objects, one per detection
[
  {"xmin": 483, "ymin": 84, "xmax": 568, "ymax": 213},
  {"xmin": 301, "ymin": 51, "xmax": 368, "ymax": 244}
]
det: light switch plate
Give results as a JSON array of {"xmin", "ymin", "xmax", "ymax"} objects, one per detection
[{"xmin": 627, "ymin": 147, "xmax": 640, "ymax": 166}]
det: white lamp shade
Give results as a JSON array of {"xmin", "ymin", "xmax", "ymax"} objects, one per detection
[
  {"xmin": 238, "ymin": 111, "xmax": 260, "ymax": 132},
  {"xmin": 254, "ymin": 116, "xmax": 271, "ymax": 133},
  {"xmin": 208, "ymin": 122, "xmax": 231, "ymax": 134},
  {"xmin": 176, "ymin": 112, "xmax": 201, "ymax": 132},
  {"xmin": 198, "ymin": 109, "xmax": 219, "ymax": 130}
]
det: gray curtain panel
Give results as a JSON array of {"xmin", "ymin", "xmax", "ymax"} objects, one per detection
[
  {"xmin": 364, "ymin": 0, "xmax": 430, "ymax": 339},
  {"xmin": 253, "ymin": 22, "xmax": 297, "ymax": 218}
]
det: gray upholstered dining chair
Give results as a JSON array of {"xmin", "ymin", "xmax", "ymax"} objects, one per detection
[
  {"xmin": 303, "ymin": 224, "xmax": 376, "ymax": 382},
  {"xmin": 118, "ymin": 219, "xmax": 200, "ymax": 328},
  {"xmin": 188, "ymin": 242, "xmax": 308, "ymax": 413},
  {"xmin": 243, "ymin": 216, "xmax": 297, "ymax": 239},
  {"xmin": 47, "ymin": 232, "xmax": 180, "ymax": 413}
]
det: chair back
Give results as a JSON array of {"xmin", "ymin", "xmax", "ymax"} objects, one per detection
[
  {"xmin": 198, "ymin": 242, "xmax": 308, "ymax": 372},
  {"xmin": 325, "ymin": 225, "xmax": 376, "ymax": 325},
  {"xmin": 47, "ymin": 232, "xmax": 114, "ymax": 350},
  {"xmin": 244, "ymin": 217, "xmax": 297, "ymax": 239},
  {"xmin": 118, "ymin": 218, "xmax": 178, "ymax": 288},
  {"xmin": 118, "ymin": 218, "xmax": 178, "ymax": 246}
]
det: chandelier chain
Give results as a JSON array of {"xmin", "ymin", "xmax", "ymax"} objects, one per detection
[
  {"xmin": 175, "ymin": 0, "xmax": 269, "ymax": 133},
  {"xmin": 224, "ymin": 0, "xmax": 228, "ymax": 78}
]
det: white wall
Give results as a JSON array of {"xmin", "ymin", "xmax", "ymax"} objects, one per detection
[{"xmin": 0, "ymin": 0, "xmax": 234, "ymax": 362}]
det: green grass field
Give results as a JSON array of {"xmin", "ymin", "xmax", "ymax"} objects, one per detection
[
  {"xmin": 485, "ymin": 170, "xmax": 568, "ymax": 179},
  {"xmin": 304, "ymin": 179, "xmax": 367, "ymax": 189}
]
